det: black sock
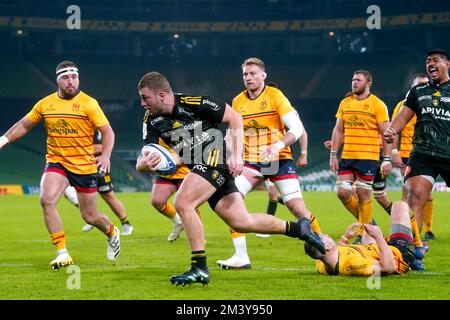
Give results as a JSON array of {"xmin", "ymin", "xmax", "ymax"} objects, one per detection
[
  {"xmin": 277, "ymin": 197, "xmax": 285, "ymax": 206},
  {"xmin": 120, "ymin": 217, "xmax": 130, "ymax": 225},
  {"xmin": 266, "ymin": 200, "xmax": 278, "ymax": 216},
  {"xmin": 191, "ymin": 250, "xmax": 207, "ymax": 269},
  {"xmin": 284, "ymin": 221, "xmax": 301, "ymax": 238}
]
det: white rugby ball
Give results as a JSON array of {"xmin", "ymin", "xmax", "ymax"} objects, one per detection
[{"xmin": 141, "ymin": 143, "xmax": 176, "ymax": 175}]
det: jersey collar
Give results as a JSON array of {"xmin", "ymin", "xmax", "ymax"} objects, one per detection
[
  {"xmin": 429, "ymin": 78, "xmax": 450, "ymax": 88},
  {"xmin": 57, "ymin": 90, "xmax": 81, "ymax": 100},
  {"xmin": 245, "ymin": 85, "xmax": 266, "ymax": 101}
]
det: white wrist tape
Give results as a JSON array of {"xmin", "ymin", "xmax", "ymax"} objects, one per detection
[{"xmin": 0, "ymin": 136, "xmax": 9, "ymax": 149}]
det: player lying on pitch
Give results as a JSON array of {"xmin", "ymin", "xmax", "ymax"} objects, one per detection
[{"xmin": 305, "ymin": 200, "xmax": 419, "ymax": 276}]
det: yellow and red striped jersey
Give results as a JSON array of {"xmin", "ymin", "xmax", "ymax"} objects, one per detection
[
  {"xmin": 392, "ymin": 99, "xmax": 416, "ymax": 158},
  {"xmin": 26, "ymin": 91, "xmax": 109, "ymax": 174},
  {"xmin": 316, "ymin": 243, "xmax": 409, "ymax": 276},
  {"xmin": 336, "ymin": 94, "xmax": 389, "ymax": 161},
  {"xmin": 232, "ymin": 85, "xmax": 295, "ymax": 162}
]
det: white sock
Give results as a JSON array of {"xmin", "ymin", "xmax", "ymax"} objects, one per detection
[
  {"xmin": 57, "ymin": 249, "xmax": 68, "ymax": 255},
  {"xmin": 172, "ymin": 213, "xmax": 182, "ymax": 224},
  {"xmin": 232, "ymin": 236, "xmax": 248, "ymax": 257}
]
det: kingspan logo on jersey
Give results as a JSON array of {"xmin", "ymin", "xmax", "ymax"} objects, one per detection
[
  {"xmin": 345, "ymin": 115, "xmax": 364, "ymax": 127},
  {"xmin": 244, "ymin": 119, "xmax": 270, "ymax": 136},
  {"xmin": 203, "ymin": 99, "xmax": 220, "ymax": 111},
  {"xmin": 48, "ymin": 119, "xmax": 78, "ymax": 135}
]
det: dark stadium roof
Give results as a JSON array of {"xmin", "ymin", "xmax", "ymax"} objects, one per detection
[{"xmin": 1, "ymin": 0, "xmax": 449, "ymax": 21}]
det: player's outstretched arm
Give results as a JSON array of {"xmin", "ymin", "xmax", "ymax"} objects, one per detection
[{"xmin": 0, "ymin": 117, "xmax": 36, "ymax": 150}]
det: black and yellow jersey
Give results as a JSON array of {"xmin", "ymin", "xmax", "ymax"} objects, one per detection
[
  {"xmin": 404, "ymin": 80, "xmax": 450, "ymax": 159},
  {"xmin": 143, "ymin": 93, "xmax": 228, "ymax": 169}
]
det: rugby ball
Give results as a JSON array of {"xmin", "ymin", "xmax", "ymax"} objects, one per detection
[{"xmin": 141, "ymin": 143, "xmax": 176, "ymax": 175}]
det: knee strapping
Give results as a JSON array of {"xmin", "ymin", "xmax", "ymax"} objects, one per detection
[
  {"xmin": 355, "ymin": 180, "xmax": 373, "ymax": 190},
  {"xmin": 390, "ymin": 223, "xmax": 413, "ymax": 239},
  {"xmin": 234, "ymin": 175, "xmax": 253, "ymax": 196},
  {"xmin": 274, "ymin": 179, "xmax": 303, "ymax": 202},
  {"xmin": 372, "ymin": 190, "xmax": 387, "ymax": 198},
  {"xmin": 336, "ymin": 180, "xmax": 353, "ymax": 190}
]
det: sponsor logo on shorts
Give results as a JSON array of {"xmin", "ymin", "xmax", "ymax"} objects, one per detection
[
  {"xmin": 89, "ymin": 177, "xmax": 97, "ymax": 188},
  {"xmin": 193, "ymin": 164, "xmax": 208, "ymax": 173},
  {"xmin": 287, "ymin": 165, "xmax": 296, "ymax": 174},
  {"xmin": 215, "ymin": 174, "xmax": 225, "ymax": 187}
]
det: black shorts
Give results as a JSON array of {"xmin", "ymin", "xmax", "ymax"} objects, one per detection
[
  {"xmin": 405, "ymin": 152, "xmax": 450, "ymax": 186},
  {"xmin": 338, "ymin": 159, "xmax": 379, "ymax": 181},
  {"xmin": 44, "ymin": 162, "xmax": 97, "ymax": 193},
  {"xmin": 244, "ymin": 159, "xmax": 298, "ymax": 181},
  {"xmin": 97, "ymin": 172, "xmax": 114, "ymax": 194},
  {"xmin": 190, "ymin": 164, "xmax": 239, "ymax": 210},
  {"xmin": 387, "ymin": 237, "xmax": 416, "ymax": 268}
]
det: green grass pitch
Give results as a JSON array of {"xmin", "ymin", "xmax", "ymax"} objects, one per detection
[{"xmin": 0, "ymin": 191, "xmax": 448, "ymax": 300}]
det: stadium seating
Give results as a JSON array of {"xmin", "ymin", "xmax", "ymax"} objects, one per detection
[{"xmin": 0, "ymin": 59, "xmax": 53, "ymax": 98}]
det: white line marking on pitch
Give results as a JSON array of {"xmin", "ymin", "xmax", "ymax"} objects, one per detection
[
  {"xmin": 0, "ymin": 264, "xmax": 34, "ymax": 267},
  {"xmin": 117, "ymin": 265, "xmax": 312, "ymax": 271}
]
